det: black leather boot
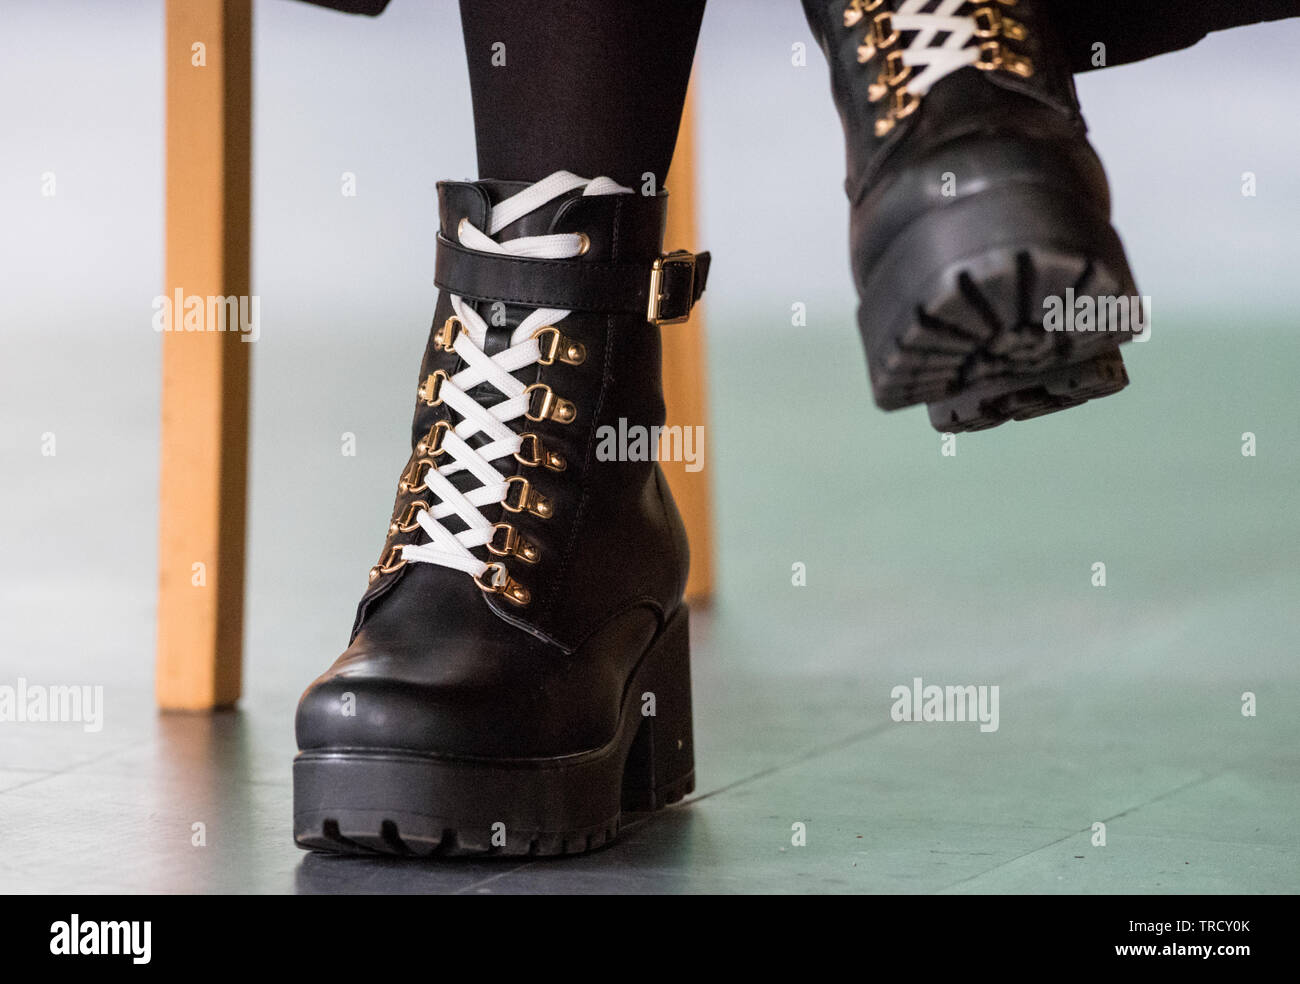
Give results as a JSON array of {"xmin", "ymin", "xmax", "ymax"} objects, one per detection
[
  {"xmin": 804, "ymin": 0, "xmax": 1141, "ymax": 431},
  {"xmin": 294, "ymin": 172, "xmax": 710, "ymax": 856}
]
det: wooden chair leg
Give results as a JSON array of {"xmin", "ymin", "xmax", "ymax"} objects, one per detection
[
  {"xmin": 663, "ymin": 86, "xmax": 715, "ymax": 605},
  {"xmin": 156, "ymin": 0, "xmax": 252, "ymax": 710}
]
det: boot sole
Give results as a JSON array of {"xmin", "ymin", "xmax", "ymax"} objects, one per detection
[
  {"xmin": 292, "ymin": 606, "xmax": 694, "ymax": 858},
  {"xmin": 861, "ymin": 183, "xmax": 1140, "ymax": 432}
]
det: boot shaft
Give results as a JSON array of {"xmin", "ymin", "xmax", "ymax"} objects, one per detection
[
  {"xmin": 803, "ymin": 0, "xmax": 1085, "ymax": 198},
  {"xmin": 357, "ymin": 177, "xmax": 707, "ymax": 652}
]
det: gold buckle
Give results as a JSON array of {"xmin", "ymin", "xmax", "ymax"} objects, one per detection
[{"xmin": 647, "ymin": 250, "xmax": 696, "ymax": 326}]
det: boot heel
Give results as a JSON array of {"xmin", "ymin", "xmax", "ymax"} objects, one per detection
[{"xmin": 621, "ymin": 606, "xmax": 695, "ymax": 812}]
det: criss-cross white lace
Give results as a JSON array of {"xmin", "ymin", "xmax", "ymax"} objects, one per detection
[
  {"xmin": 884, "ymin": 0, "xmax": 986, "ymax": 96},
  {"xmin": 846, "ymin": 0, "xmax": 1033, "ymax": 135},
  {"xmin": 398, "ymin": 171, "xmax": 631, "ymax": 589}
]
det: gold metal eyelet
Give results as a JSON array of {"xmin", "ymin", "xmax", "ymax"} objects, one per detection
[
  {"xmin": 434, "ymin": 316, "xmax": 462, "ymax": 352},
  {"xmin": 882, "ymin": 49, "xmax": 909, "ymax": 85},
  {"xmin": 487, "ymin": 522, "xmax": 516, "ymax": 555},
  {"xmin": 843, "ymin": 0, "xmax": 885, "ymax": 28},
  {"xmin": 456, "ymin": 217, "xmax": 470, "ymax": 239},
  {"xmin": 576, "ymin": 232, "xmax": 591, "ymax": 256},
  {"xmin": 1000, "ymin": 16, "xmax": 1027, "ymax": 41},
  {"xmin": 487, "ymin": 522, "xmax": 540, "ymax": 564},
  {"xmin": 502, "ymin": 475, "xmax": 553, "ymax": 518},
  {"xmin": 892, "ymin": 86, "xmax": 920, "ymax": 121},
  {"xmin": 532, "ymin": 326, "xmax": 587, "ymax": 366},
  {"xmin": 388, "ymin": 500, "xmax": 429, "ymax": 536},
  {"xmin": 975, "ymin": 41, "xmax": 1033, "ymax": 77},
  {"xmin": 515, "ymin": 433, "xmax": 567, "ymax": 472},
  {"xmin": 418, "ymin": 370, "xmax": 448, "ymax": 406},
  {"xmin": 856, "ymin": 8, "xmax": 898, "ymax": 62},
  {"xmin": 1002, "ymin": 51, "xmax": 1034, "ymax": 77},
  {"xmin": 368, "ymin": 545, "xmax": 407, "ymax": 582},
  {"xmin": 973, "ymin": 6, "xmax": 1028, "ymax": 42},
  {"xmin": 976, "ymin": 40, "xmax": 1003, "ymax": 71},
  {"xmin": 416, "ymin": 420, "xmax": 451, "ymax": 457},
  {"xmin": 399, "ymin": 458, "xmax": 435, "ymax": 494},
  {"xmin": 514, "ymin": 432, "xmax": 543, "ymax": 467},
  {"xmin": 474, "ymin": 562, "xmax": 530, "ymax": 606},
  {"xmin": 524, "ymin": 383, "xmax": 576, "ymax": 424},
  {"xmin": 870, "ymin": 11, "xmax": 898, "ymax": 49}
]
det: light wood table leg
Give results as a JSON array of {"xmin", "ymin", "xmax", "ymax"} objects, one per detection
[
  {"xmin": 156, "ymin": 0, "xmax": 252, "ymax": 710},
  {"xmin": 663, "ymin": 87, "xmax": 715, "ymax": 605}
]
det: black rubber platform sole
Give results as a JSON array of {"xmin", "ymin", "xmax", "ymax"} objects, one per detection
[
  {"xmin": 293, "ymin": 607, "xmax": 694, "ymax": 858},
  {"xmin": 861, "ymin": 184, "xmax": 1140, "ymax": 432}
]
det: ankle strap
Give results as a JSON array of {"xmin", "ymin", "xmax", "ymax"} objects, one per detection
[{"xmin": 435, "ymin": 236, "xmax": 711, "ymax": 326}]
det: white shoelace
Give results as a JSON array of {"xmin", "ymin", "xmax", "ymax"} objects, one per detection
[
  {"xmin": 891, "ymin": 1, "xmax": 982, "ymax": 97},
  {"xmin": 398, "ymin": 171, "xmax": 631, "ymax": 588},
  {"xmin": 852, "ymin": 0, "xmax": 1026, "ymax": 98}
]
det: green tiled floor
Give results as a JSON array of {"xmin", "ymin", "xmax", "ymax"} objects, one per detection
[{"xmin": 3, "ymin": 305, "xmax": 1296, "ymax": 893}]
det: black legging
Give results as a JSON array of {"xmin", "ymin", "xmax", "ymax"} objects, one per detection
[{"xmin": 457, "ymin": 0, "xmax": 706, "ymax": 189}]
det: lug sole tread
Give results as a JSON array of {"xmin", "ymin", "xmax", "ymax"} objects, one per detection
[
  {"xmin": 294, "ymin": 771, "xmax": 695, "ymax": 859},
  {"xmin": 870, "ymin": 245, "xmax": 1139, "ymax": 431}
]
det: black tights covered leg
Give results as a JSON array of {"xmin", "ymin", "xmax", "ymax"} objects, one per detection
[{"xmin": 457, "ymin": 0, "xmax": 707, "ymax": 190}]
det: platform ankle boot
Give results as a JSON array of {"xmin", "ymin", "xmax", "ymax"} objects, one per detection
[
  {"xmin": 804, "ymin": 0, "xmax": 1143, "ymax": 431},
  {"xmin": 293, "ymin": 172, "xmax": 710, "ymax": 856}
]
